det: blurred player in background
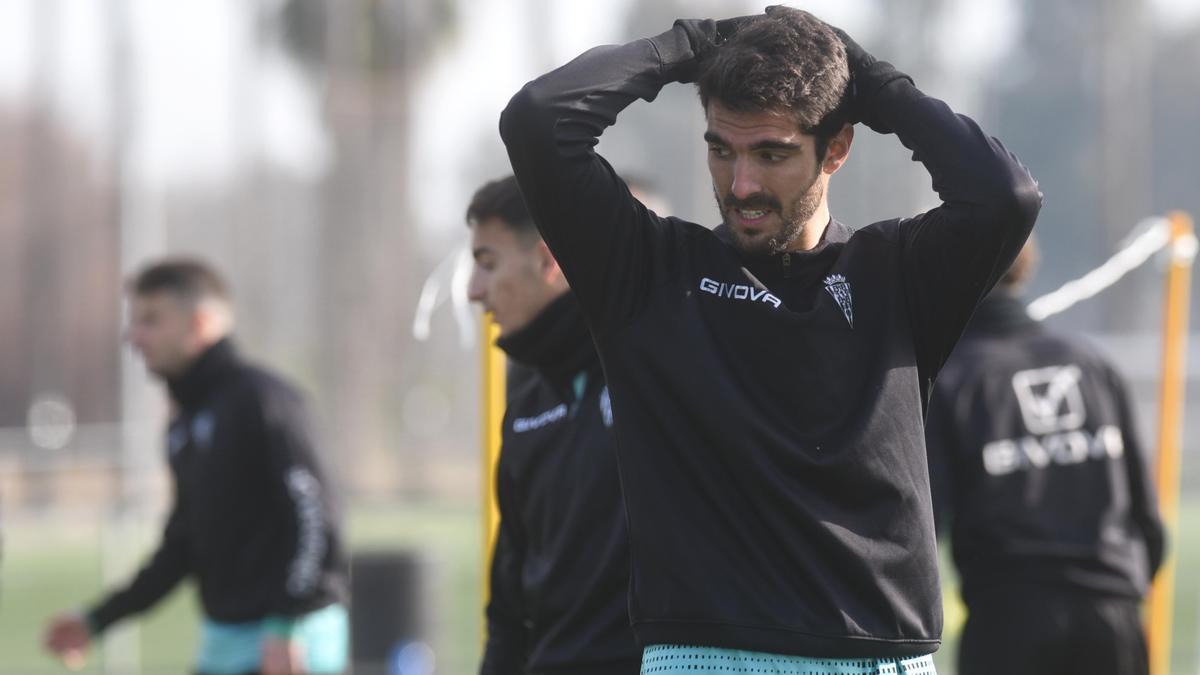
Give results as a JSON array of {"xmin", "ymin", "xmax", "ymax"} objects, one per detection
[
  {"xmin": 468, "ymin": 175, "xmax": 641, "ymax": 674},
  {"xmin": 500, "ymin": 5, "xmax": 1039, "ymax": 672},
  {"xmin": 926, "ymin": 238, "xmax": 1165, "ymax": 675},
  {"xmin": 43, "ymin": 259, "xmax": 348, "ymax": 675}
]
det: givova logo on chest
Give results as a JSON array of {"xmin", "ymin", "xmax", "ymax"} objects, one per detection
[
  {"xmin": 698, "ymin": 277, "xmax": 781, "ymax": 308},
  {"xmin": 513, "ymin": 404, "xmax": 568, "ymax": 433}
]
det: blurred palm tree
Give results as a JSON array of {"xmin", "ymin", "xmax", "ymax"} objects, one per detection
[{"xmin": 273, "ymin": 0, "xmax": 457, "ymax": 497}]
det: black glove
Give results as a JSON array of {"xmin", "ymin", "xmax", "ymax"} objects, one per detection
[
  {"xmin": 672, "ymin": 14, "xmax": 760, "ymax": 83},
  {"xmin": 829, "ymin": 26, "xmax": 913, "ymax": 134}
]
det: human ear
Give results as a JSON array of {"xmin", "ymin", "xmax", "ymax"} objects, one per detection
[{"xmin": 822, "ymin": 124, "xmax": 854, "ymax": 174}]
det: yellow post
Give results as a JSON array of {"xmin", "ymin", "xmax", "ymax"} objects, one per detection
[
  {"xmin": 1148, "ymin": 212, "xmax": 1196, "ymax": 675},
  {"xmin": 481, "ymin": 316, "xmax": 506, "ymax": 614}
]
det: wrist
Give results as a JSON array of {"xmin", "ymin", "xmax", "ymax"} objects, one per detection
[
  {"xmin": 852, "ymin": 62, "xmax": 914, "ymax": 134},
  {"xmin": 80, "ymin": 610, "xmax": 100, "ymax": 637},
  {"xmin": 263, "ymin": 615, "xmax": 298, "ymax": 639},
  {"xmin": 858, "ymin": 60, "xmax": 912, "ymax": 96},
  {"xmin": 658, "ymin": 20, "xmax": 716, "ymax": 83}
]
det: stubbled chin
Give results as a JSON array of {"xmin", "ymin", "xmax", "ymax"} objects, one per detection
[{"xmin": 728, "ymin": 225, "xmax": 776, "ymax": 256}]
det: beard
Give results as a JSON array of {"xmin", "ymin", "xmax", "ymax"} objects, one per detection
[{"xmin": 716, "ymin": 173, "xmax": 825, "ymax": 257}]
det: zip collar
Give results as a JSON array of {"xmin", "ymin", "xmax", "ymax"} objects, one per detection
[
  {"xmin": 713, "ymin": 218, "xmax": 853, "ymax": 282},
  {"xmin": 166, "ymin": 338, "xmax": 241, "ymax": 411},
  {"xmin": 496, "ymin": 292, "xmax": 599, "ymax": 395}
]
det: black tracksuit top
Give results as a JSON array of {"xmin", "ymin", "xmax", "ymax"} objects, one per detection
[
  {"xmin": 500, "ymin": 21, "xmax": 1041, "ymax": 657},
  {"xmin": 926, "ymin": 296, "xmax": 1166, "ymax": 605},
  {"xmin": 87, "ymin": 339, "xmax": 347, "ymax": 633},
  {"xmin": 482, "ymin": 293, "xmax": 641, "ymax": 675}
]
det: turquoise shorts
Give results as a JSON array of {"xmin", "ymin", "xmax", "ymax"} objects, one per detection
[
  {"xmin": 641, "ymin": 645, "xmax": 936, "ymax": 675},
  {"xmin": 194, "ymin": 604, "xmax": 349, "ymax": 674}
]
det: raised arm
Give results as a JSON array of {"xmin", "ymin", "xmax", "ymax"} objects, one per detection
[
  {"xmin": 835, "ymin": 29, "xmax": 1042, "ymax": 381},
  {"xmin": 499, "ymin": 19, "xmax": 740, "ymax": 331}
]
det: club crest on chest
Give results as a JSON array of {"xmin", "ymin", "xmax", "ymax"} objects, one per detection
[{"xmin": 823, "ymin": 274, "xmax": 854, "ymax": 328}]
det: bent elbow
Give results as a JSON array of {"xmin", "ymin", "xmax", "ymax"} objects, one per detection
[
  {"xmin": 499, "ymin": 86, "xmax": 529, "ymax": 145},
  {"xmin": 499, "ymin": 81, "xmax": 553, "ymax": 148},
  {"xmin": 1012, "ymin": 171, "xmax": 1043, "ymax": 227},
  {"xmin": 987, "ymin": 162, "xmax": 1042, "ymax": 232}
]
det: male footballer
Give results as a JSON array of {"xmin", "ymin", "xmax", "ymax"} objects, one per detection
[
  {"xmin": 500, "ymin": 6, "xmax": 1040, "ymax": 673},
  {"xmin": 469, "ymin": 175, "xmax": 640, "ymax": 674},
  {"xmin": 43, "ymin": 260, "xmax": 347, "ymax": 675}
]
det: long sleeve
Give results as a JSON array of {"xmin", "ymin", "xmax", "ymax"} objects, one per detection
[
  {"xmin": 260, "ymin": 389, "xmax": 342, "ymax": 620},
  {"xmin": 480, "ymin": 458, "xmax": 529, "ymax": 675},
  {"xmin": 1109, "ymin": 366, "xmax": 1166, "ymax": 579},
  {"xmin": 86, "ymin": 494, "xmax": 190, "ymax": 634},
  {"xmin": 500, "ymin": 23, "xmax": 713, "ymax": 333},
  {"xmin": 874, "ymin": 78, "xmax": 1042, "ymax": 382}
]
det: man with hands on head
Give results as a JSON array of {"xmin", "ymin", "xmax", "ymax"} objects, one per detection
[
  {"xmin": 43, "ymin": 259, "xmax": 348, "ymax": 675},
  {"xmin": 501, "ymin": 5, "xmax": 1040, "ymax": 673}
]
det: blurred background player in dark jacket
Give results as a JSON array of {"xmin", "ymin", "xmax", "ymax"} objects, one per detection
[
  {"xmin": 927, "ymin": 238, "xmax": 1165, "ymax": 675},
  {"xmin": 43, "ymin": 259, "xmax": 348, "ymax": 675}
]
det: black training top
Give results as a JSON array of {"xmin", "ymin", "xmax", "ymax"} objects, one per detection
[
  {"xmin": 500, "ymin": 20, "xmax": 1040, "ymax": 657},
  {"xmin": 482, "ymin": 293, "xmax": 641, "ymax": 675},
  {"xmin": 926, "ymin": 295, "xmax": 1165, "ymax": 606},
  {"xmin": 87, "ymin": 339, "xmax": 347, "ymax": 633}
]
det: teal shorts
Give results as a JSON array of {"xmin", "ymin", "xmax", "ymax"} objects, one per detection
[
  {"xmin": 194, "ymin": 604, "xmax": 349, "ymax": 674},
  {"xmin": 641, "ymin": 645, "xmax": 936, "ymax": 675}
]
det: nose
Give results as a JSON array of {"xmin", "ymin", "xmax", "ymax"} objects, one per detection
[
  {"xmin": 467, "ymin": 268, "xmax": 486, "ymax": 304},
  {"xmin": 730, "ymin": 158, "xmax": 763, "ymax": 201}
]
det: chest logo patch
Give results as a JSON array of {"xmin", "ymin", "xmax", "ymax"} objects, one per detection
[
  {"xmin": 191, "ymin": 411, "xmax": 216, "ymax": 450},
  {"xmin": 698, "ymin": 277, "xmax": 782, "ymax": 309},
  {"xmin": 823, "ymin": 274, "xmax": 854, "ymax": 328},
  {"xmin": 167, "ymin": 422, "xmax": 188, "ymax": 457},
  {"xmin": 512, "ymin": 404, "xmax": 568, "ymax": 433}
]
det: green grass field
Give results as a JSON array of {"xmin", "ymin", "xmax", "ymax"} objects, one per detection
[
  {"xmin": 2, "ymin": 499, "xmax": 1197, "ymax": 674},
  {"xmin": 0, "ymin": 502, "xmax": 483, "ymax": 674}
]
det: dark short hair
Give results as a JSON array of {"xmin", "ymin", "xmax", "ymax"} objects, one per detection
[
  {"xmin": 129, "ymin": 258, "xmax": 230, "ymax": 306},
  {"xmin": 465, "ymin": 175, "xmax": 538, "ymax": 242},
  {"xmin": 697, "ymin": 8, "xmax": 849, "ymax": 158}
]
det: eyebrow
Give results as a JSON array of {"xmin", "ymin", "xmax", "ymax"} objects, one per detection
[
  {"xmin": 472, "ymin": 246, "xmax": 493, "ymax": 260},
  {"xmin": 703, "ymin": 132, "xmax": 802, "ymax": 152},
  {"xmin": 750, "ymin": 139, "xmax": 803, "ymax": 152}
]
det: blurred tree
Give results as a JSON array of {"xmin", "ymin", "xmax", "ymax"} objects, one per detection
[
  {"xmin": 0, "ymin": 110, "xmax": 119, "ymax": 432},
  {"xmin": 273, "ymin": 0, "xmax": 457, "ymax": 497}
]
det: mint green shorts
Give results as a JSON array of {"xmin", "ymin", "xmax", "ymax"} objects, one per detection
[
  {"xmin": 194, "ymin": 604, "xmax": 349, "ymax": 674},
  {"xmin": 641, "ymin": 645, "xmax": 936, "ymax": 675}
]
